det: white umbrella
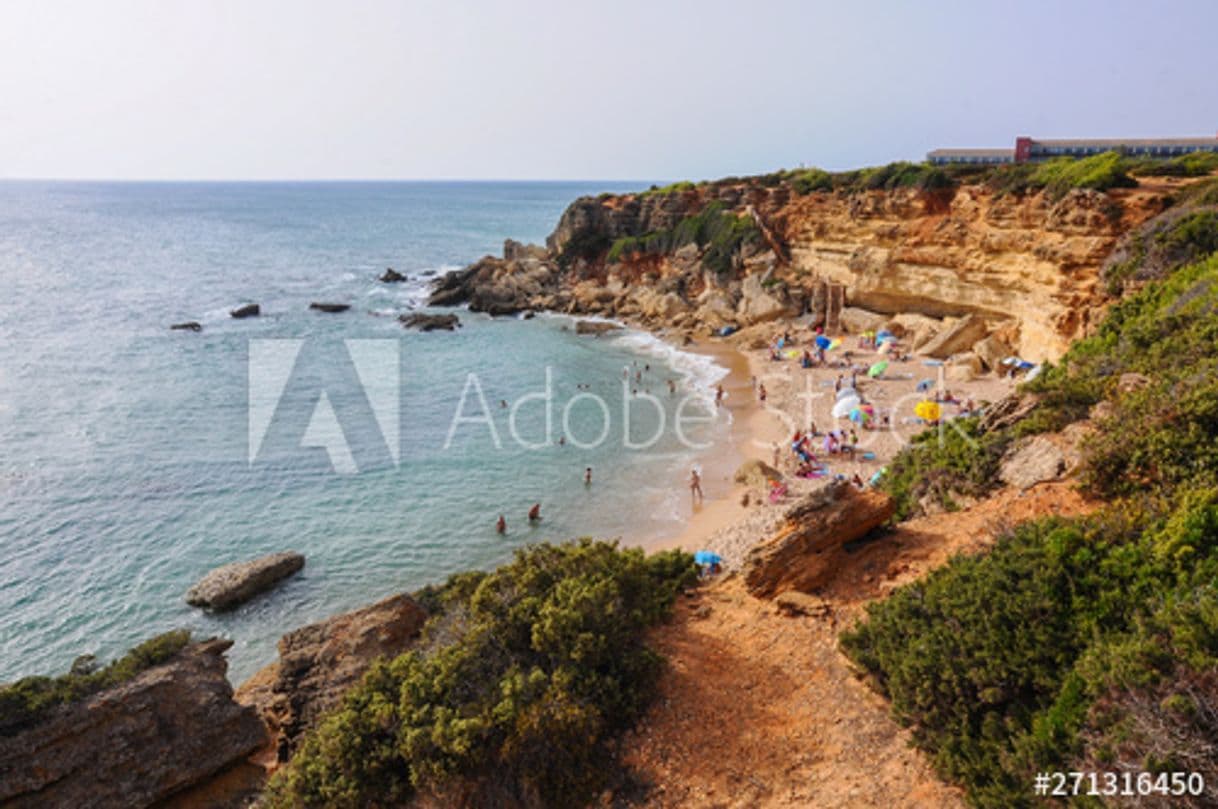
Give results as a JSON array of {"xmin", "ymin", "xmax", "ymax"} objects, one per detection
[{"xmin": 832, "ymin": 396, "xmax": 861, "ymax": 418}]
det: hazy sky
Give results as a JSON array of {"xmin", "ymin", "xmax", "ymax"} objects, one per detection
[{"xmin": 1, "ymin": 0, "xmax": 1215, "ymax": 180}]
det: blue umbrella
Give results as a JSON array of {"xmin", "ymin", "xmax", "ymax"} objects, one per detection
[
  {"xmin": 916, "ymin": 378, "xmax": 934, "ymax": 392},
  {"xmin": 694, "ymin": 550, "xmax": 722, "ymax": 566},
  {"xmin": 815, "ymin": 334, "xmax": 831, "ymax": 350}
]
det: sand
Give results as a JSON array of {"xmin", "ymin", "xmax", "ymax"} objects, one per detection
[{"xmin": 653, "ymin": 324, "xmax": 1018, "ymax": 566}]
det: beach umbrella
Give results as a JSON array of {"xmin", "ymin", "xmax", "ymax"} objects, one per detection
[
  {"xmin": 876, "ymin": 329, "xmax": 894, "ymax": 341},
  {"xmin": 878, "ymin": 340, "xmax": 894, "ymax": 355},
  {"xmin": 832, "ymin": 396, "xmax": 860, "ymax": 418},
  {"xmin": 694, "ymin": 550, "xmax": 722, "ymax": 567},
  {"xmin": 867, "ymin": 361, "xmax": 889, "ymax": 378},
  {"xmin": 916, "ymin": 378, "xmax": 934, "ymax": 392},
  {"xmin": 835, "ymin": 386, "xmax": 857, "ymax": 401},
  {"xmin": 848, "ymin": 407, "xmax": 871, "ymax": 424},
  {"xmin": 815, "ymin": 334, "xmax": 831, "ymax": 350},
  {"xmin": 784, "ymin": 349, "xmax": 800, "ymax": 359},
  {"xmin": 828, "ymin": 338, "xmax": 842, "ymax": 350},
  {"xmin": 915, "ymin": 400, "xmax": 942, "ymax": 421}
]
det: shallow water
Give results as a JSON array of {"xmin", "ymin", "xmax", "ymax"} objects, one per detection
[{"xmin": 0, "ymin": 181, "xmax": 730, "ymax": 683}]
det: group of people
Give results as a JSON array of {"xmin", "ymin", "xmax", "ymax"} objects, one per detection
[{"xmin": 496, "ymin": 502, "xmax": 543, "ymax": 535}]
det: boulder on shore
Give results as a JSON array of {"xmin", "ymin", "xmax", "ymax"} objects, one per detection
[
  {"xmin": 733, "ymin": 459, "xmax": 783, "ymax": 488},
  {"xmin": 309, "ymin": 302, "xmax": 351, "ymax": 313},
  {"xmin": 185, "ymin": 552, "xmax": 305, "ymax": 611},
  {"xmin": 170, "ymin": 321, "xmax": 202, "ymax": 332},
  {"xmin": 742, "ymin": 482, "xmax": 894, "ymax": 597},
  {"xmin": 400, "ymin": 312, "xmax": 460, "ymax": 332},
  {"xmin": 999, "ymin": 435, "xmax": 1067, "ymax": 490},
  {"xmin": 0, "ymin": 638, "xmax": 266, "ymax": 809},
  {"xmin": 236, "ymin": 593, "xmax": 427, "ymax": 761},
  {"xmin": 574, "ymin": 319, "xmax": 620, "ymax": 336},
  {"xmin": 919, "ymin": 313, "xmax": 989, "ymax": 359},
  {"xmin": 379, "ymin": 268, "xmax": 406, "ymax": 283},
  {"xmin": 230, "ymin": 303, "xmax": 260, "ymax": 319}
]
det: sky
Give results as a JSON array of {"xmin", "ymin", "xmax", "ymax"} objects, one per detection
[{"xmin": 0, "ymin": 0, "xmax": 1216, "ymax": 181}]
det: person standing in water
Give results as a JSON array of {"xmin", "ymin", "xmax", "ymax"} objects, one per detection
[
  {"xmin": 528, "ymin": 503, "xmax": 541, "ymax": 522},
  {"xmin": 689, "ymin": 468, "xmax": 704, "ymax": 503},
  {"xmin": 496, "ymin": 515, "xmax": 506, "ymax": 534},
  {"xmin": 584, "ymin": 467, "xmax": 592, "ymax": 486}
]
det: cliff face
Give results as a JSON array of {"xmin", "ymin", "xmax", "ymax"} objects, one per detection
[
  {"xmin": 435, "ymin": 177, "xmax": 1179, "ymax": 363},
  {"xmin": 0, "ymin": 639, "xmax": 266, "ymax": 809}
]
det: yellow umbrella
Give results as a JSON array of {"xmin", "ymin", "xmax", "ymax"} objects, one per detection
[{"xmin": 915, "ymin": 400, "xmax": 942, "ymax": 421}]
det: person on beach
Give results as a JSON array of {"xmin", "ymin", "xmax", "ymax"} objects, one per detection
[
  {"xmin": 834, "ymin": 375, "xmax": 842, "ymax": 393},
  {"xmin": 758, "ymin": 383, "xmax": 767, "ymax": 404},
  {"xmin": 715, "ymin": 384, "xmax": 725, "ymax": 407},
  {"xmin": 584, "ymin": 467, "xmax": 592, "ymax": 486},
  {"xmin": 689, "ymin": 468, "xmax": 704, "ymax": 503},
  {"xmin": 668, "ymin": 379, "xmax": 677, "ymax": 395},
  {"xmin": 496, "ymin": 515, "xmax": 506, "ymax": 534},
  {"xmin": 528, "ymin": 503, "xmax": 541, "ymax": 522}
]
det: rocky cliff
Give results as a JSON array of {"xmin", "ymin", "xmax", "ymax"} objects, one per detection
[
  {"xmin": 0, "ymin": 639, "xmax": 266, "ymax": 809},
  {"xmin": 432, "ymin": 175, "xmax": 1182, "ymax": 363}
]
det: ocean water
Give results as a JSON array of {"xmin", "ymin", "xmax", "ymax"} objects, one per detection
[{"xmin": 0, "ymin": 181, "xmax": 732, "ymax": 683}]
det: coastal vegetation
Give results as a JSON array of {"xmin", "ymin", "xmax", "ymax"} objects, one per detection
[
  {"xmin": 605, "ymin": 200, "xmax": 761, "ymax": 274},
  {"xmin": 844, "ymin": 249, "xmax": 1218, "ymax": 806},
  {"xmin": 0, "ymin": 629, "xmax": 192, "ymax": 736},
  {"xmin": 265, "ymin": 540, "xmax": 697, "ymax": 808}
]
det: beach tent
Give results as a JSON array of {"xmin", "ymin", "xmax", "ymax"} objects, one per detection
[
  {"xmin": 867, "ymin": 361, "xmax": 889, "ymax": 378},
  {"xmin": 1025, "ymin": 364, "xmax": 1043, "ymax": 382},
  {"xmin": 832, "ymin": 396, "xmax": 860, "ymax": 418},
  {"xmin": 815, "ymin": 334, "xmax": 831, "ymax": 350},
  {"xmin": 694, "ymin": 550, "xmax": 722, "ymax": 567},
  {"xmin": 914, "ymin": 400, "xmax": 942, "ymax": 421}
]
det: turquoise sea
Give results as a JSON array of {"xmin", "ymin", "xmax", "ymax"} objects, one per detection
[{"xmin": 0, "ymin": 181, "xmax": 733, "ymax": 683}]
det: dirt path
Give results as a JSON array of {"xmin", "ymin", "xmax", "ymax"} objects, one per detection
[{"xmin": 617, "ymin": 481, "xmax": 1095, "ymax": 808}]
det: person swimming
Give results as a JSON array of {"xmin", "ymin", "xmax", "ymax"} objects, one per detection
[
  {"xmin": 496, "ymin": 515, "xmax": 506, "ymax": 534},
  {"xmin": 689, "ymin": 468, "xmax": 703, "ymax": 503},
  {"xmin": 584, "ymin": 467, "xmax": 592, "ymax": 485}
]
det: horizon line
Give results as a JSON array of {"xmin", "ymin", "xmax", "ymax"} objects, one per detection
[{"xmin": 0, "ymin": 176, "xmax": 667, "ymax": 185}]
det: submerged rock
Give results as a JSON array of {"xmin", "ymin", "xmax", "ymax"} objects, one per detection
[
  {"xmin": 742, "ymin": 482, "xmax": 894, "ymax": 597},
  {"xmin": 185, "ymin": 552, "xmax": 305, "ymax": 611},
  {"xmin": 236, "ymin": 593, "xmax": 427, "ymax": 761},
  {"xmin": 0, "ymin": 638, "xmax": 266, "ymax": 809},
  {"xmin": 230, "ymin": 303, "xmax": 261, "ymax": 319},
  {"xmin": 400, "ymin": 312, "xmax": 460, "ymax": 331},
  {"xmin": 170, "ymin": 321, "xmax": 202, "ymax": 332},
  {"xmin": 379, "ymin": 267, "xmax": 406, "ymax": 283},
  {"xmin": 309, "ymin": 302, "xmax": 351, "ymax": 313}
]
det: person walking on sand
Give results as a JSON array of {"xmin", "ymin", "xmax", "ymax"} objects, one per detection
[
  {"xmin": 528, "ymin": 503, "xmax": 541, "ymax": 522},
  {"xmin": 758, "ymin": 383, "xmax": 767, "ymax": 404},
  {"xmin": 496, "ymin": 515, "xmax": 506, "ymax": 534},
  {"xmin": 715, "ymin": 384, "xmax": 725, "ymax": 407},
  {"xmin": 584, "ymin": 467, "xmax": 592, "ymax": 486},
  {"xmin": 690, "ymin": 468, "xmax": 704, "ymax": 503}
]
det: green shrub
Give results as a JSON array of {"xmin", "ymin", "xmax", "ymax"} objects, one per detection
[
  {"xmin": 640, "ymin": 181, "xmax": 696, "ymax": 198},
  {"xmin": 0, "ymin": 630, "xmax": 192, "ymax": 736},
  {"xmin": 790, "ymin": 168, "xmax": 833, "ymax": 195},
  {"xmin": 985, "ymin": 152, "xmax": 1138, "ymax": 199},
  {"xmin": 605, "ymin": 200, "xmax": 760, "ymax": 275},
  {"xmin": 1104, "ymin": 208, "xmax": 1218, "ymax": 294},
  {"xmin": 266, "ymin": 540, "xmax": 697, "ymax": 808},
  {"xmin": 1131, "ymin": 151, "xmax": 1218, "ymax": 178}
]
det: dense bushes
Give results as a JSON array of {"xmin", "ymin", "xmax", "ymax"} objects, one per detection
[
  {"xmin": 880, "ymin": 418, "xmax": 1012, "ymax": 521},
  {"xmin": 985, "ymin": 151, "xmax": 1138, "ymax": 199},
  {"xmin": 1103, "ymin": 207, "xmax": 1218, "ymax": 294},
  {"xmin": 0, "ymin": 629, "xmax": 192, "ymax": 736},
  {"xmin": 1129, "ymin": 151, "xmax": 1218, "ymax": 178},
  {"xmin": 845, "ymin": 251, "xmax": 1218, "ymax": 806},
  {"xmin": 265, "ymin": 540, "xmax": 697, "ymax": 808},
  {"xmin": 606, "ymin": 200, "xmax": 761, "ymax": 274}
]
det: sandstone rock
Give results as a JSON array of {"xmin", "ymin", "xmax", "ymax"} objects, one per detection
[
  {"xmin": 736, "ymin": 274, "xmax": 790, "ymax": 325},
  {"xmin": 774, "ymin": 591, "xmax": 832, "ymax": 618},
  {"xmin": 634, "ymin": 288, "xmax": 689, "ymax": 321},
  {"xmin": 0, "ymin": 639, "xmax": 266, "ymax": 809},
  {"xmin": 309, "ymin": 302, "xmax": 351, "ymax": 313},
  {"xmin": 945, "ymin": 352, "xmax": 984, "ymax": 382},
  {"xmin": 400, "ymin": 313, "xmax": 461, "ymax": 331},
  {"xmin": 978, "ymin": 392, "xmax": 1042, "ymax": 433},
  {"xmin": 236, "ymin": 593, "xmax": 427, "ymax": 761},
  {"xmin": 888, "ymin": 313, "xmax": 943, "ymax": 351},
  {"xmin": 503, "ymin": 239, "xmax": 547, "ymax": 261},
  {"xmin": 919, "ymin": 313, "xmax": 989, "ymax": 359},
  {"xmin": 972, "ymin": 333, "xmax": 1014, "ymax": 372},
  {"xmin": 185, "ymin": 552, "xmax": 305, "ymax": 611},
  {"xmin": 379, "ymin": 268, "xmax": 406, "ymax": 283},
  {"xmin": 733, "ymin": 459, "xmax": 783, "ymax": 488},
  {"xmin": 575, "ymin": 319, "xmax": 620, "ymax": 336},
  {"xmin": 999, "ymin": 436, "xmax": 1067, "ymax": 490},
  {"xmin": 170, "ymin": 321, "xmax": 202, "ymax": 332},
  {"xmin": 838, "ymin": 306, "xmax": 888, "ymax": 334},
  {"xmin": 230, "ymin": 303, "xmax": 260, "ymax": 319},
  {"xmin": 742, "ymin": 482, "xmax": 895, "ymax": 597}
]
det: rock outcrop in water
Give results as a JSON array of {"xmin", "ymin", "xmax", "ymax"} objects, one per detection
[
  {"xmin": 185, "ymin": 551, "xmax": 305, "ymax": 611},
  {"xmin": 400, "ymin": 312, "xmax": 461, "ymax": 331},
  {"xmin": 379, "ymin": 267, "xmax": 406, "ymax": 283},
  {"xmin": 236, "ymin": 593, "xmax": 428, "ymax": 761},
  {"xmin": 230, "ymin": 303, "xmax": 260, "ymax": 319},
  {"xmin": 0, "ymin": 638, "xmax": 265, "ymax": 809},
  {"xmin": 170, "ymin": 321, "xmax": 203, "ymax": 332},
  {"xmin": 309, "ymin": 302, "xmax": 351, "ymax": 313}
]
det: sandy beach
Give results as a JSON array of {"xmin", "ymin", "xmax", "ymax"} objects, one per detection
[{"xmin": 656, "ymin": 322, "xmax": 1018, "ymax": 567}]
